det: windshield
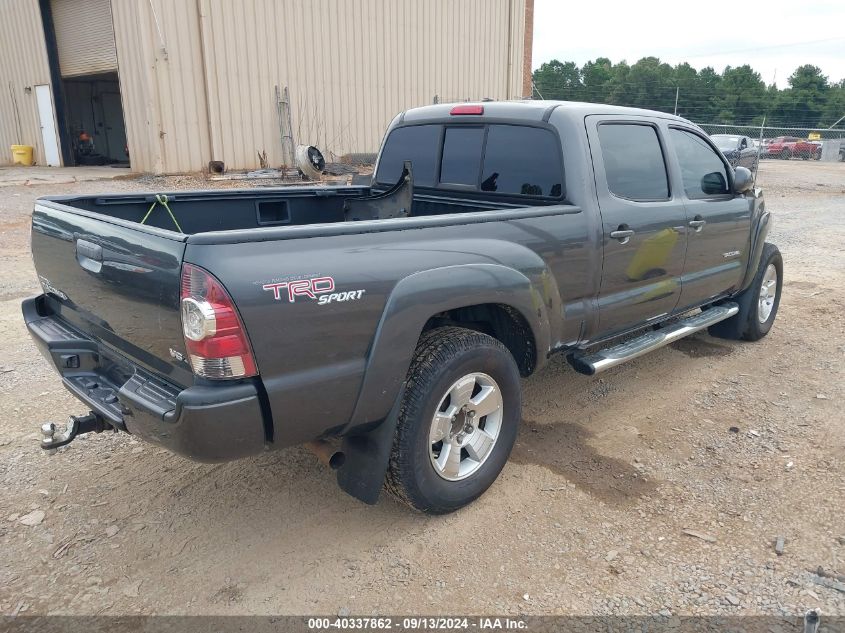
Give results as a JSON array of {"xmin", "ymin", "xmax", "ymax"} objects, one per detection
[{"xmin": 712, "ymin": 135, "xmax": 740, "ymax": 150}]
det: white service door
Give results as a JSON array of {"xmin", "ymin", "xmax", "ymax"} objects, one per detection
[{"xmin": 35, "ymin": 85, "xmax": 61, "ymax": 167}]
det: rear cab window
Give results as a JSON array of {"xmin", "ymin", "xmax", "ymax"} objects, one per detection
[
  {"xmin": 376, "ymin": 123, "xmax": 564, "ymax": 200},
  {"xmin": 375, "ymin": 124, "xmax": 440, "ymax": 187},
  {"xmin": 440, "ymin": 127, "xmax": 485, "ymax": 186}
]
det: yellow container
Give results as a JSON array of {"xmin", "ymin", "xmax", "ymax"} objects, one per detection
[{"xmin": 11, "ymin": 145, "xmax": 34, "ymax": 165}]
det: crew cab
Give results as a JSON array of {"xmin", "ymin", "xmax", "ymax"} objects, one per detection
[{"xmin": 23, "ymin": 101, "xmax": 781, "ymax": 513}]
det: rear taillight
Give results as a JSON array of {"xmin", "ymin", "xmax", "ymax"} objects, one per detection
[{"xmin": 180, "ymin": 264, "xmax": 257, "ymax": 379}]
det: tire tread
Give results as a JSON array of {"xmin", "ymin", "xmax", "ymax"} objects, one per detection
[{"xmin": 384, "ymin": 327, "xmax": 513, "ymax": 512}]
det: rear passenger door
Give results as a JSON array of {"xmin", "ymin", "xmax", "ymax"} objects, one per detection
[
  {"xmin": 586, "ymin": 117, "xmax": 689, "ymax": 336},
  {"xmin": 666, "ymin": 126, "xmax": 752, "ymax": 310}
]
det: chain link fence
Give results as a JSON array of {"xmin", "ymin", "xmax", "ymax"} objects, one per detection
[{"xmin": 676, "ymin": 123, "xmax": 844, "ymax": 164}]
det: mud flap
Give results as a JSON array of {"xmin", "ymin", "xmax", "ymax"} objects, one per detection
[{"xmin": 336, "ymin": 384, "xmax": 406, "ymax": 505}]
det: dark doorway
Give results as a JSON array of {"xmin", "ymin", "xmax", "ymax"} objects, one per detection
[{"xmin": 62, "ymin": 72, "xmax": 129, "ymax": 166}]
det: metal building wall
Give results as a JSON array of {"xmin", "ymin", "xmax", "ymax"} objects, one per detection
[
  {"xmin": 111, "ymin": 0, "xmax": 526, "ymax": 174},
  {"xmin": 0, "ymin": 0, "xmax": 56, "ymax": 166},
  {"xmin": 110, "ymin": 0, "xmax": 211, "ymax": 174}
]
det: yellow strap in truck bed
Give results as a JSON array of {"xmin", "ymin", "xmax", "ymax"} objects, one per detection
[{"xmin": 140, "ymin": 194, "xmax": 183, "ymax": 233}]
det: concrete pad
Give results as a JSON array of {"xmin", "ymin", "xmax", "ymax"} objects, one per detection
[{"xmin": 0, "ymin": 166, "xmax": 134, "ymax": 188}]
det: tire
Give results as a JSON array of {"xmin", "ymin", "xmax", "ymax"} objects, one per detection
[
  {"xmin": 780, "ymin": 150, "xmax": 791, "ymax": 160},
  {"xmin": 385, "ymin": 327, "xmax": 522, "ymax": 514},
  {"xmin": 708, "ymin": 243, "xmax": 783, "ymax": 341}
]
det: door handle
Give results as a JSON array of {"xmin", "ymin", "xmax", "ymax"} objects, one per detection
[
  {"xmin": 689, "ymin": 217, "xmax": 706, "ymax": 232},
  {"xmin": 610, "ymin": 229, "xmax": 634, "ymax": 243},
  {"xmin": 76, "ymin": 239, "xmax": 103, "ymax": 261},
  {"xmin": 76, "ymin": 239, "xmax": 103, "ymax": 273}
]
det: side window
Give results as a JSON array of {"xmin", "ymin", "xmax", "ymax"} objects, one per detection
[
  {"xmin": 596, "ymin": 123, "xmax": 669, "ymax": 201},
  {"xmin": 669, "ymin": 128, "xmax": 731, "ymax": 198},
  {"xmin": 481, "ymin": 125, "xmax": 563, "ymax": 197},
  {"xmin": 440, "ymin": 127, "xmax": 485, "ymax": 186},
  {"xmin": 375, "ymin": 124, "xmax": 441, "ymax": 187}
]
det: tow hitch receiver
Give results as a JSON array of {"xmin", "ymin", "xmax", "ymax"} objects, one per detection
[{"xmin": 41, "ymin": 413, "xmax": 110, "ymax": 452}]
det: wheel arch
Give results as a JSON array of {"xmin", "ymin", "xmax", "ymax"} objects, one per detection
[
  {"xmin": 341, "ymin": 264, "xmax": 555, "ymax": 435},
  {"xmin": 421, "ymin": 303, "xmax": 537, "ymax": 377}
]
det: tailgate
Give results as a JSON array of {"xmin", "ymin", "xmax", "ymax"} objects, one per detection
[{"xmin": 31, "ymin": 200, "xmax": 192, "ymax": 387}]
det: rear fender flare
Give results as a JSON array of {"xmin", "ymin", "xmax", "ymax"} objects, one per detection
[{"xmin": 343, "ymin": 263, "xmax": 555, "ymax": 433}]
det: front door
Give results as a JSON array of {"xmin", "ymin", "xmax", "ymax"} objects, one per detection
[
  {"xmin": 34, "ymin": 85, "xmax": 61, "ymax": 167},
  {"xmin": 586, "ymin": 117, "xmax": 689, "ymax": 336},
  {"xmin": 666, "ymin": 126, "xmax": 753, "ymax": 310}
]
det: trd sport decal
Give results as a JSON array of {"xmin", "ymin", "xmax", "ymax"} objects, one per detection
[{"xmin": 262, "ymin": 276, "xmax": 366, "ymax": 305}]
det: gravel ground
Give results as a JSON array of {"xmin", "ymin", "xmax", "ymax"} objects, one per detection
[{"xmin": 0, "ymin": 161, "xmax": 843, "ymax": 618}]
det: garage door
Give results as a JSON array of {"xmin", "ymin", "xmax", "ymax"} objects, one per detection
[{"xmin": 50, "ymin": 0, "xmax": 118, "ymax": 77}]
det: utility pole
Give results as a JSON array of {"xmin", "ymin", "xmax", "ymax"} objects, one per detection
[{"xmin": 674, "ymin": 86, "xmax": 679, "ymax": 116}]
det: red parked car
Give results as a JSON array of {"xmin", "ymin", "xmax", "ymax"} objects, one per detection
[
  {"xmin": 792, "ymin": 139, "xmax": 822, "ymax": 160},
  {"xmin": 763, "ymin": 137, "xmax": 800, "ymax": 159},
  {"xmin": 763, "ymin": 136, "xmax": 821, "ymax": 160}
]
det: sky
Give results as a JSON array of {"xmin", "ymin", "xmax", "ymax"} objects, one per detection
[{"xmin": 532, "ymin": 0, "xmax": 845, "ymax": 88}]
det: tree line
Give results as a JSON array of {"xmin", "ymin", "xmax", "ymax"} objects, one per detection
[{"xmin": 532, "ymin": 58, "xmax": 845, "ymax": 128}]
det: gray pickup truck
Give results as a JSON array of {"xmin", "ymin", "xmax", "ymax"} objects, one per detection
[{"xmin": 23, "ymin": 101, "xmax": 781, "ymax": 513}]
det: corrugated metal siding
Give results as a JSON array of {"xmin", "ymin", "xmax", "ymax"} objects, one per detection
[
  {"xmin": 111, "ymin": 0, "xmax": 526, "ymax": 173},
  {"xmin": 110, "ymin": 0, "xmax": 211, "ymax": 174},
  {"xmin": 51, "ymin": 0, "xmax": 118, "ymax": 77},
  {"xmin": 0, "ymin": 0, "xmax": 56, "ymax": 166}
]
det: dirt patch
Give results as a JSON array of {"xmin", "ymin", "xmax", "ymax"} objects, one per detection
[
  {"xmin": 669, "ymin": 336, "xmax": 735, "ymax": 358},
  {"xmin": 512, "ymin": 421, "xmax": 657, "ymax": 505}
]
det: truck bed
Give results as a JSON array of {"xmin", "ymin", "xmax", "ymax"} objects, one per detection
[{"xmin": 44, "ymin": 185, "xmax": 524, "ymax": 235}]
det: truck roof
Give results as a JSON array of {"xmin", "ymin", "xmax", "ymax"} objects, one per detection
[{"xmin": 400, "ymin": 100, "xmax": 691, "ymax": 125}]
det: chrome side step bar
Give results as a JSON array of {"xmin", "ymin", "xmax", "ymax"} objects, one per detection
[{"xmin": 569, "ymin": 303, "xmax": 739, "ymax": 376}]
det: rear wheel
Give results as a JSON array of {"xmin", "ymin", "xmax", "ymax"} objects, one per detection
[
  {"xmin": 385, "ymin": 327, "xmax": 522, "ymax": 514},
  {"xmin": 708, "ymin": 243, "xmax": 782, "ymax": 341}
]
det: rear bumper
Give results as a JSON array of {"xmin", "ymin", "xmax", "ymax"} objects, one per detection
[{"xmin": 22, "ymin": 294, "xmax": 267, "ymax": 462}]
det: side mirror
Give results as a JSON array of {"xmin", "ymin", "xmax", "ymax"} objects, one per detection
[{"xmin": 733, "ymin": 166, "xmax": 753, "ymax": 194}]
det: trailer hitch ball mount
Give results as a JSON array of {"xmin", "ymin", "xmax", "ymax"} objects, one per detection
[{"xmin": 41, "ymin": 413, "xmax": 110, "ymax": 453}]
